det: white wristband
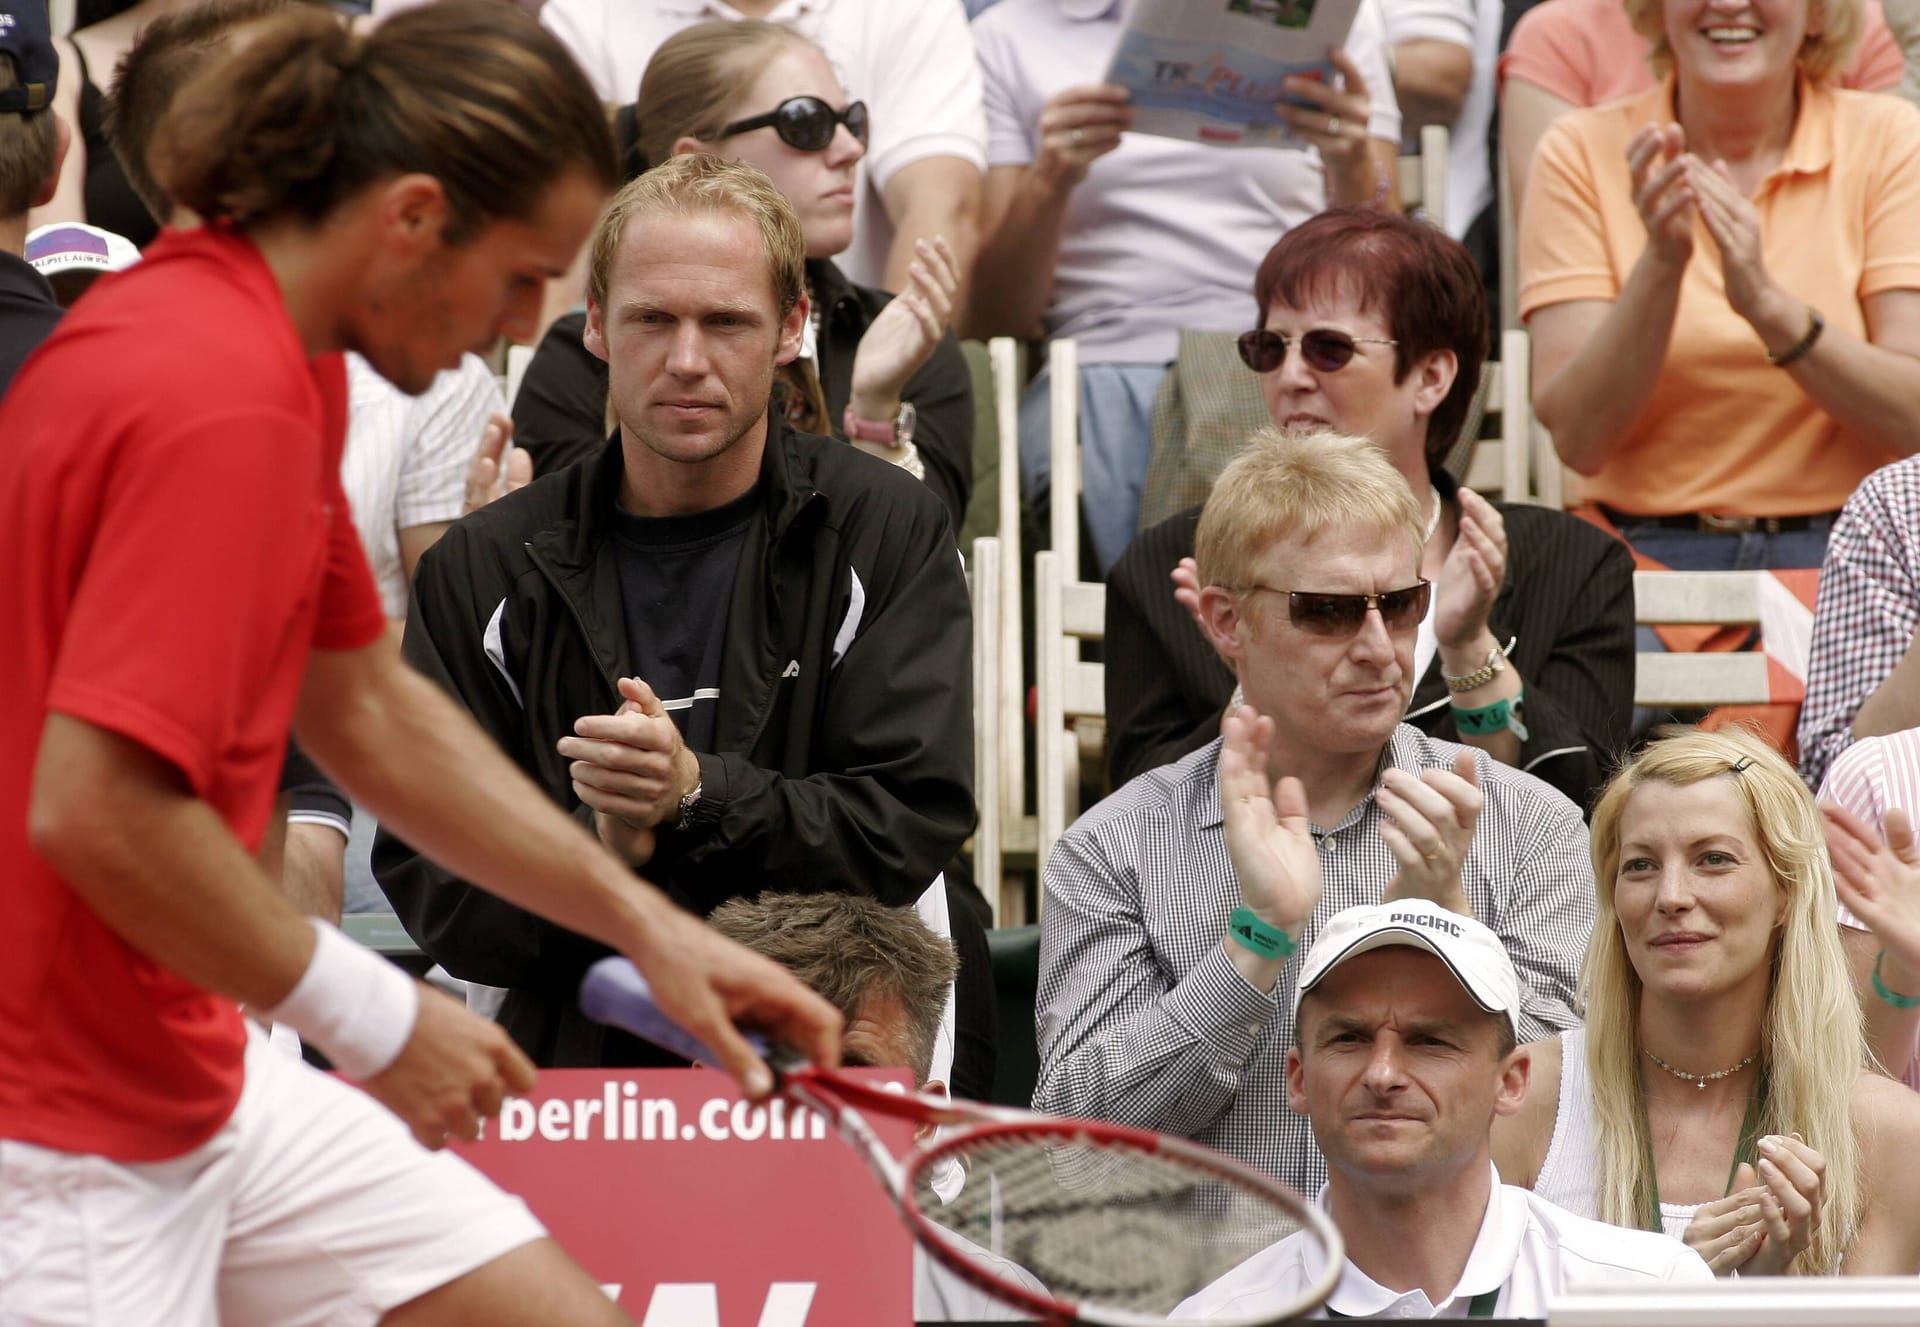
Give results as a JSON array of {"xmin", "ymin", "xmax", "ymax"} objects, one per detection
[{"xmin": 265, "ymin": 919, "xmax": 419, "ymax": 1081}]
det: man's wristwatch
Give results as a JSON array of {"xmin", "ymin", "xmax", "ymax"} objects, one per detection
[
  {"xmin": 843, "ymin": 401, "xmax": 924, "ymax": 480},
  {"xmin": 675, "ymin": 780, "xmax": 703, "ymax": 832},
  {"xmin": 1443, "ymin": 644, "xmax": 1507, "ymax": 693}
]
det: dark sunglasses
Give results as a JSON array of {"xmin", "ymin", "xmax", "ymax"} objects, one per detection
[
  {"xmin": 1235, "ymin": 580, "xmax": 1431, "ymax": 637},
  {"xmin": 1236, "ymin": 327, "xmax": 1398, "ymax": 374},
  {"xmin": 716, "ymin": 96, "xmax": 869, "ymax": 152}
]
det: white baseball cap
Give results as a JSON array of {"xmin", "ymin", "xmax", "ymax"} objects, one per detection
[{"xmin": 1294, "ymin": 899, "xmax": 1523, "ymax": 1043}]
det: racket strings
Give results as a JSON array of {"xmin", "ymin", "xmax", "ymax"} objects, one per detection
[{"xmin": 914, "ymin": 1132, "xmax": 1311, "ymax": 1315}]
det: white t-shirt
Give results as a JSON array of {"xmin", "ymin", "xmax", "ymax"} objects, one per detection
[
  {"xmin": 341, "ymin": 353, "xmax": 503, "ymax": 619},
  {"xmin": 971, "ymin": 0, "xmax": 1402, "ymax": 364},
  {"xmin": 1376, "ymin": 0, "xmax": 1498, "ymax": 239},
  {"xmin": 537, "ymin": 0, "xmax": 988, "ymax": 289},
  {"xmin": 1172, "ymin": 1166, "xmax": 1711, "ymax": 1319}
]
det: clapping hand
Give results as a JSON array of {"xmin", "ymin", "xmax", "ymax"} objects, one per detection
[
  {"xmin": 1378, "ymin": 751, "xmax": 1482, "ymax": 914},
  {"xmin": 463, "ymin": 413, "xmax": 530, "ymax": 515},
  {"xmin": 1627, "ymin": 123, "xmax": 1694, "ymax": 269},
  {"xmin": 1433, "ymin": 489, "xmax": 1507, "ymax": 652},
  {"xmin": 557, "ymin": 677, "xmax": 701, "ymax": 865},
  {"xmin": 847, "ymin": 236, "xmax": 961, "ymax": 447},
  {"xmin": 1219, "ymin": 704, "xmax": 1322, "ymax": 941},
  {"xmin": 1823, "ymin": 803, "xmax": 1920, "ymax": 981},
  {"xmin": 1682, "ymin": 1186, "xmax": 1769, "ymax": 1275},
  {"xmin": 1688, "ymin": 157, "xmax": 1774, "ymax": 324},
  {"xmin": 1737, "ymin": 1135, "xmax": 1828, "ymax": 1275}
]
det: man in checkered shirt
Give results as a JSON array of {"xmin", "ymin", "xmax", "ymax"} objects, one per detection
[
  {"xmin": 1035, "ymin": 429, "xmax": 1594, "ymax": 1198},
  {"xmin": 1799, "ymin": 455, "xmax": 1920, "ymax": 792}
]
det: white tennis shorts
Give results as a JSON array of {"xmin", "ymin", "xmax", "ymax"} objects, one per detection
[{"xmin": 0, "ymin": 1030, "xmax": 544, "ymax": 1327}]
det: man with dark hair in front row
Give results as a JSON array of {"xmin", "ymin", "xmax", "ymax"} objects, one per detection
[
  {"xmin": 1172, "ymin": 899, "xmax": 1712, "ymax": 1318},
  {"xmin": 709, "ymin": 892, "xmax": 1039, "ymax": 1322},
  {"xmin": 0, "ymin": 0, "xmax": 68, "ymax": 396},
  {"xmin": 0, "ymin": 5, "xmax": 838, "ymax": 1324}
]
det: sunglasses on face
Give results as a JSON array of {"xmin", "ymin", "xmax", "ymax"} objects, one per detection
[
  {"xmin": 1235, "ymin": 580, "xmax": 1432, "ymax": 637},
  {"xmin": 716, "ymin": 96, "xmax": 869, "ymax": 152},
  {"xmin": 1236, "ymin": 327, "xmax": 1399, "ymax": 374}
]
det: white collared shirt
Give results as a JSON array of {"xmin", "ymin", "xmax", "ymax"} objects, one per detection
[
  {"xmin": 534, "ymin": 0, "xmax": 987, "ymax": 289},
  {"xmin": 1172, "ymin": 1166, "xmax": 1712, "ymax": 1320}
]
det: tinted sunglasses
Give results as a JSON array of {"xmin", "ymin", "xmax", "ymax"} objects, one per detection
[
  {"xmin": 717, "ymin": 96, "xmax": 869, "ymax": 152},
  {"xmin": 1236, "ymin": 327, "xmax": 1398, "ymax": 374},
  {"xmin": 1236, "ymin": 580, "xmax": 1431, "ymax": 637}
]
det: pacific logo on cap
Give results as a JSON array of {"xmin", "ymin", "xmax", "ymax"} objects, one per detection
[{"xmin": 1388, "ymin": 910, "xmax": 1463, "ymax": 937}]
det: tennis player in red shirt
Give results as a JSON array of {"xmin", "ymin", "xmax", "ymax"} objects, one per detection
[{"xmin": 0, "ymin": 5, "xmax": 839, "ymax": 1324}]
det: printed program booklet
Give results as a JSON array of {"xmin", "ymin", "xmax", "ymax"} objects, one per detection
[{"xmin": 1104, "ymin": 0, "xmax": 1366, "ymax": 149}]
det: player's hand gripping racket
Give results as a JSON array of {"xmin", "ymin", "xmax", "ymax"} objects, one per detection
[{"xmin": 581, "ymin": 958, "xmax": 1341, "ymax": 1325}]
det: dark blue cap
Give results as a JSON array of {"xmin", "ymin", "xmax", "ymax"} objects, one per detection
[{"xmin": 0, "ymin": 3, "xmax": 57, "ymax": 114}]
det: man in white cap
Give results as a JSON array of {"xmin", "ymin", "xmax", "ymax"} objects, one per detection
[{"xmin": 1176, "ymin": 898, "xmax": 1711, "ymax": 1319}]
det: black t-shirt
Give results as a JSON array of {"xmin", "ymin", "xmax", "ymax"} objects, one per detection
[
  {"xmin": 0, "ymin": 251, "xmax": 63, "ymax": 400},
  {"xmin": 609, "ymin": 485, "xmax": 759, "ymax": 754}
]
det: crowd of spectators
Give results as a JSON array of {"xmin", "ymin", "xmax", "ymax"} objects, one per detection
[{"xmin": 16, "ymin": 0, "xmax": 1920, "ymax": 1315}]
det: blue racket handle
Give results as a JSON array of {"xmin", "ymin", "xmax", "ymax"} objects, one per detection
[{"xmin": 579, "ymin": 958, "xmax": 772, "ymax": 1065}]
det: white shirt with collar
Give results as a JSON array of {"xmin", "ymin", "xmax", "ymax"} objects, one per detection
[
  {"xmin": 1172, "ymin": 1166, "xmax": 1712, "ymax": 1320},
  {"xmin": 536, "ymin": 0, "xmax": 987, "ymax": 289}
]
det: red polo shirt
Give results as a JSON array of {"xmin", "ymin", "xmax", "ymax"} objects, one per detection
[{"xmin": 0, "ymin": 225, "xmax": 387, "ymax": 1162}]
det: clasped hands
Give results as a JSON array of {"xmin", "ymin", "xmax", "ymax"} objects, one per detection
[
  {"xmin": 555, "ymin": 676, "xmax": 701, "ymax": 866},
  {"xmin": 1682, "ymin": 1134, "xmax": 1828, "ymax": 1276},
  {"xmin": 1218, "ymin": 701, "xmax": 1485, "ymax": 951},
  {"xmin": 1628, "ymin": 123, "xmax": 1790, "ymax": 330}
]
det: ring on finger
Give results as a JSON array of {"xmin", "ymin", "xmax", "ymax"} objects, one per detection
[
  {"xmin": 1327, "ymin": 115, "xmax": 1342, "ymax": 137},
  {"xmin": 1070, "ymin": 126, "xmax": 1084, "ymax": 147}
]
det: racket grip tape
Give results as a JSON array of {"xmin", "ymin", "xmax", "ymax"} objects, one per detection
[{"xmin": 579, "ymin": 958, "xmax": 771, "ymax": 1065}]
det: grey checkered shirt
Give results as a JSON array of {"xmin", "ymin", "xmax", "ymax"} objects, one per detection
[
  {"xmin": 1798, "ymin": 456, "xmax": 1920, "ymax": 791},
  {"xmin": 1034, "ymin": 725, "xmax": 1594, "ymax": 1198}
]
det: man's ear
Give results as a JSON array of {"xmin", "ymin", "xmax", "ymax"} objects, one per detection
[
  {"xmin": 584, "ymin": 297, "xmax": 610, "ymax": 364},
  {"xmin": 913, "ymin": 1079, "xmax": 949, "ymax": 1144},
  {"xmin": 670, "ymin": 134, "xmax": 709, "ymax": 159},
  {"xmin": 1410, "ymin": 347, "xmax": 1458, "ymax": 423},
  {"xmin": 775, "ymin": 288, "xmax": 809, "ymax": 367},
  {"xmin": 378, "ymin": 173, "xmax": 450, "ymax": 256},
  {"xmin": 1285, "ymin": 1046, "xmax": 1308, "ymax": 1115},
  {"xmin": 1196, "ymin": 584, "xmax": 1248, "ymax": 662},
  {"xmin": 32, "ymin": 114, "xmax": 71, "ymax": 211},
  {"xmin": 1491, "ymin": 1042, "xmax": 1531, "ymax": 1119}
]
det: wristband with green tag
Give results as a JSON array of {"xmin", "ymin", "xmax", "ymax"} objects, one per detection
[
  {"xmin": 1452, "ymin": 690, "xmax": 1528, "ymax": 741},
  {"xmin": 1228, "ymin": 907, "xmax": 1296, "ymax": 960}
]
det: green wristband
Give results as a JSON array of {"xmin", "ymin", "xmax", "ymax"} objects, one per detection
[
  {"xmin": 1452, "ymin": 690, "xmax": 1529, "ymax": 742},
  {"xmin": 1873, "ymin": 950, "xmax": 1920, "ymax": 1010},
  {"xmin": 1228, "ymin": 907, "xmax": 1296, "ymax": 961}
]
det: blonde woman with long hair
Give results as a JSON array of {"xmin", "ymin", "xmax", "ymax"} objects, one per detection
[{"xmin": 1492, "ymin": 727, "xmax": 1920, "ymax": 1274}]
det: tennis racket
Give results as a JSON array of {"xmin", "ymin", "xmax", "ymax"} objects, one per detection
[{"xmin": 580, "ymin": 957, "xmax": 1342, "ymax": 1325}]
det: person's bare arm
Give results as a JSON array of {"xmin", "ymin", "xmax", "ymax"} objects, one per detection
[
  {"xmin": 1855, "ymin": 629, "xmax": 1920, "ymax": 739},
  {"xmin": 1393, "ymin": 39, "xmax": 1473, "ymax": 130},
  {"xmin": 29, "ymin": 715, "xmax": 325, "ymax": 1007},
  {"xmin": 1502, "ymin": 78, "xmax": 1576, "ymax": 225},
  {"xmin": 282, "ymin": 822, "xmax": 348, "ymax": 923},
  {"xmin": 879, "ymin": 155, "xmax": 981, "ymax": 314},
  {"xmin": 294, "ymin": 627, "xmax": 843, "ymax": 1089},
  {"xmin": 961, "ymin": 85, "xmax": 1131, "ymax": 340}
]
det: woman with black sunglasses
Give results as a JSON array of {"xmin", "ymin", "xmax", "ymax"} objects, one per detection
[
  {"xmin": 1104, "ymin": 207, "xmax": 1636, "ymax": 816},
  {"xmin": 509, "ymin": 21, "xmax": 975, "ymax": 534}
]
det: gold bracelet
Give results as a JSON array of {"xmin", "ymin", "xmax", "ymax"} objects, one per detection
[{"xmin": 1443, "ymin": 644, "xmax": 1506, "ymax": 694}]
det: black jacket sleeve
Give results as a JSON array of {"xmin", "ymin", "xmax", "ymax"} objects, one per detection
[
  {"xmin": 372, "ymin": 523, "xmax": 612, "ymax": 990},
  {"xmin": 1104, "ymin": 507, "xmax": 1234, "ymax": 787},
  {"xmin": 651, "ymin": 478, "xmax": 977, "ymax": 911}
]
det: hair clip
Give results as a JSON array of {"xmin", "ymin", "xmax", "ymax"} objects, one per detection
[{"xmin": 1729, "ymin": 756, "xmax": 1755, "ymax": 774}]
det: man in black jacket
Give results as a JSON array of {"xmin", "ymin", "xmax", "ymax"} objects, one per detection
[{"xmin": 377, "ymin": 155, "xmax": 977, "ymax": 1073}]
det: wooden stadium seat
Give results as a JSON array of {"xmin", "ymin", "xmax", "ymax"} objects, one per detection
[
  {"xmin": 1633, "ymin": 570, "xmax": 1780, "ymax": 708},
  {"xmin": 968, "ymin": 535, "xmax": 1011, "ymax": 926},
  {"xmin": 1455, "ymin": 328, "xmax": 1567, "ymax": 507},
  {"xmin": 1034, "ymin": 549, "xmax": 1105, "ymax": 875},
  {"xmin": 1397, "ymin": 124, "xmax": 1450, "ymax": 228},
  {"xmin": 983, "ymin": 338, "xmax": 1038, "ymax": 922}
]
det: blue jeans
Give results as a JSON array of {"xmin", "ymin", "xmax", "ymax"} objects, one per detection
[{"xmin": 1017, "ymin": 361, "xmax": 1169, "ymax": 575}]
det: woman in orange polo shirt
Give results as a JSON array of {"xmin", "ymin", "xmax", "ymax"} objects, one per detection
[{"xmin": 1519, "ymin": 0, "xmax": 1920, "ymax": 574}]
